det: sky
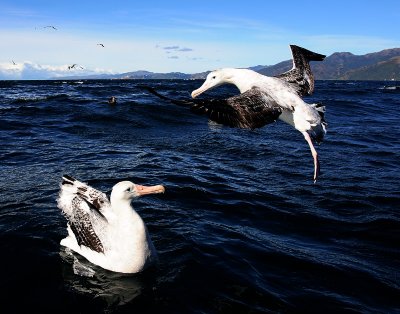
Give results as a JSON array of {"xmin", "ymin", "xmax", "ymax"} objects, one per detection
[{"xmin": 1, "ymin": 0, "xmax": 400, "ymax": 79}]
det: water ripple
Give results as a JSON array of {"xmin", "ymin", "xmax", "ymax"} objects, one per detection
[{"xmin": 0, "ymin": 80, "xmax": 399, "ymax": 313}]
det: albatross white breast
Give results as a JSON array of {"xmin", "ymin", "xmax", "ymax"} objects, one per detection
[
  {"xmin": 143, "ymin": 45, "xmax": 327, "ymax": 182},
  {"xmin": 58, "ymin": 175, "xmax": 165, "ymax": 273}
]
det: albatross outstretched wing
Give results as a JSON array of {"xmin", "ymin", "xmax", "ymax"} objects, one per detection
[
  {"xmin": 143, "ymin": 86, "xmax": 282, "ymax": 129},
  {"xmin": 275, "ymin": 45, "xmax": 325, "ymax": 97},
  {"xmin": 58, "ymin": 175, "xmax": 111, "ymax": 253}
]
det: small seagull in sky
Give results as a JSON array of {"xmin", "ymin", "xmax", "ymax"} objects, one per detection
[
  {"xmin": 43, "ymin": 25, "xmax": 57, "ymax": 30},
  {"xmin": 12, "ymin": 60, "xmax": 17, "ymax": 66},
  {"xmin": 97, "ymin": 43, "xmax": 105, "ymax": 48},
  {"xmin": 68, "ymin": 64, "xmax": 84, "ymax": 70}
]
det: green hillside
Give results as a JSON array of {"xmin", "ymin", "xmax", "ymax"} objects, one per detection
[{"xmin": 339, "ymin": 56, "xmax": 400, "ymax": 80}]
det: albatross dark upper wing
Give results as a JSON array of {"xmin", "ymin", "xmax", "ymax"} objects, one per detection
[
  {"xmin": 68, "ymin": 196, "xmax": 105, "ymax": 253},
  {"xmin": 190, "ymin": 88, "xmax": 282, "ymax": 129},
  {"xmin": 143, "ymin": 86, "xmax": 282, "ymax": 129},
  {"xmin": 59, "ymin": 175, "xmax": 110, "ymax": 253},
  {"xmin": 62, "ymin": 175, "xmax": 109, "ymax": 218},
  {"xmin": 275, "ymin": 45, "xmax": 325, "ymax": 97}
]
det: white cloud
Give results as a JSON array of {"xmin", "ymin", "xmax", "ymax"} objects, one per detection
[
  {"xmin": 160, "ymin": 45, "xmax": 193, "ymax": 52},
  {"xmin": 178, "ymin": 47, "xmax": 193, "ymax": 52},
  {"xmin": 163, "ymin": 46, "xmax": 180, "ymax": 50},
  {"xmin": 0, "ymin": 61, "xmax": 112, "ymax": 80}
]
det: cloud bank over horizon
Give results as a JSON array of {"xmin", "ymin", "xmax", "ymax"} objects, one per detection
[{"xmin": 0, "ymin": 61, "xmax": 113, "ymax": 80}]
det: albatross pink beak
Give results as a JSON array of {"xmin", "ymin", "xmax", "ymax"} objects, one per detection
[
  {"xmin": 191, "ymin": 87, "xmax": 205, "ymax": 98},
  {"xmin": 191, "ymin": 80, "xmax": 213, "ymax": 98},
  {"xmin": 135, "ymin": 184, "xmax": 165, "ymax": 196}
]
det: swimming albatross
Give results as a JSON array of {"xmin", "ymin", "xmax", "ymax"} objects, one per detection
[
  {"xmin": 144, "ymin": 45, "xmax": 327, "ymax": 182},
  {"xmin": 58, "ymin": 175, "xmax": 165, "ymax": 273}
]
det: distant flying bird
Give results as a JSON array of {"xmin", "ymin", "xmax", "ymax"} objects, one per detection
[
  {"xmin": 97, "ymin": 43, "xmax": 105, "ymax": 47},
  {"xmin": 68, "ymin": 64, "xmax": 84, "ymax": 70},
  {"xmin": 144, "ymin": 45, "xmax": 327, "ymax": 183},
  {"xmin": 43, "ymin": 25, "xmax": 57, "ymax": 30},
  {"xmin": 11, "ymin": 60, "xmax": 17, "ymax": 65}
]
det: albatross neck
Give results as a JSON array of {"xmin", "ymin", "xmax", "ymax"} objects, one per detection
[
  {"xmin": 221, "ymin": 68, "xmax": 261, "ymax": 93},
  {"xmin": 110, "ymin": 197, "xmax": 139, "ymax": 218}
]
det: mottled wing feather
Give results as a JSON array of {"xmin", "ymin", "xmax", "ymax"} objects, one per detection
[
  {"xmin": 62, "ymin": 175, "xmax": 110, "ymax": 219},
  {"xmin": 190, "ymin": 88, "xmax": 282, "ymax": 129},
  {"xmin": 60, "ymin": 175, "xmax": 110, "ymax": 253},
  {"xmin": 76, "ymin": 185, "xmax": 109, "ymax": 219},
  {"xmin": 275, "ymin": 45, "xmax": 325, "ymax": 96},
  {"xmin": 275, "ymin": 68, "xmax": 309, "ymax": 96},
  {"xmin": 143, "ymin": 85, "xmax": 282, "ymax": 129},
  {"xmin": 68, "ymin": 197, "xmax": 104, "ymax": 253}
]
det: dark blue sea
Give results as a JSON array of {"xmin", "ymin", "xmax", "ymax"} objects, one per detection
[{"xmin": 0, "ymin": 79, "xmax": 399, "ymax": 313}]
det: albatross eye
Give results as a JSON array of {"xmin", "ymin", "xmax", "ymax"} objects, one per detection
[
  {"xmin": 126, "ymin": 187, "xmax": 131, "ymax": 192},
  {"xmin": 212, "ymin": 76, "xmax": 216, "ymax": 79}
]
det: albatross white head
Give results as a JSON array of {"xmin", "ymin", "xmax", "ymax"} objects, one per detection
[
  {"xmin": 191, "ymin": 68, "xmax": 257, "ymax": 98},
  {"xmin": 191, "ymin": 69, "xmax": 234, "ymax": 98},
  {"xmin": 111, "ymin": 181, "xmax": 165, "ymax": 208}
]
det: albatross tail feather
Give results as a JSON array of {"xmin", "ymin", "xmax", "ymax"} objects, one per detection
[
  {"xmin": 313, "ymin": 103, "xmax": 327, "ymax": 124},
  {"xmin": 308, "ymin": 103, "xmax": 327, "ymax": 144}
]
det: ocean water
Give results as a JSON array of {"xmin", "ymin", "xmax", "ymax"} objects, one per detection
[{"xmin": 0, "ymin": 79, "xmax": 399, "ymax": 313}]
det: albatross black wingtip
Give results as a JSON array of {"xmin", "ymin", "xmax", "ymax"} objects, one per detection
[
  {"xmin": 139, "ymin": 85, "xmax": 193, "ymax": 107},
  {"xmin": 138, "ymin": 85, "xmax": 171, "ymax": 101},
  {"xmin": 62, "ymin": 175, "xmax": 76, "ymax": 185},
  {"xmin": 289, "ymin": 44, "xmax": 326, "ymax": 62}
]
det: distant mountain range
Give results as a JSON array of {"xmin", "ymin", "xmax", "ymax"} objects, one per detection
[{"xmin": 57, "ymin": 48, "xmax": 400, "ymax": 81}]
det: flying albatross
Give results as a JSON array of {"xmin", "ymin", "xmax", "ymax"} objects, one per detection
[
  {"xmin": 144, "ymin": 45, "xmax": 327, "ymax": 182},
  {"xmin": 58, "ymin": 175, "xmax": 165, "ymax": 273}
]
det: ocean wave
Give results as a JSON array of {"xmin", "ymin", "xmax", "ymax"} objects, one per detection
[{"xmin": 10, "ymin": 93, "xmax": 71, "ymax": 104}]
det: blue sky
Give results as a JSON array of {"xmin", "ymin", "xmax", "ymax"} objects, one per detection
[{"xmin": 1, "ymin": 0, "xmax": 400, "ymax": 79}]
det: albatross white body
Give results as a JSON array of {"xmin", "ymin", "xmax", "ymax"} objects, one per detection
[{"xmin": 58, "ymin": 175, "xmax": 165, "ymax": 273}]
